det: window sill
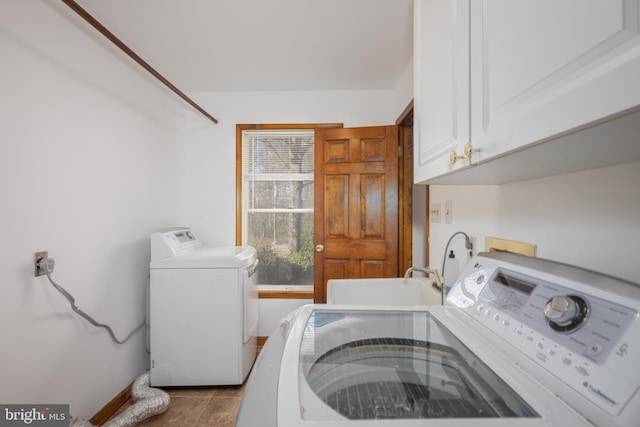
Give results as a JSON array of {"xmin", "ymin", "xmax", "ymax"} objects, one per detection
[{"xmin": 257, "ymin": 285, "xmax": 314, "ymax": 299}]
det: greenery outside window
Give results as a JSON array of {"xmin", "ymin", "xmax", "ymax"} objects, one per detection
[{"xmin": 240, "ymin": 128, "xmax": 315, "ymax": 287}]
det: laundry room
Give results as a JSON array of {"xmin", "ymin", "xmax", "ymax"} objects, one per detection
[{"xmin": 2, "ymin": 1, "xmax": 639, "ymax": 426}]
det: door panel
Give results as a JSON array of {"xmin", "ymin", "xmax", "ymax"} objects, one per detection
[
  {"xmin": 361, "ymin": 174, "xmax": 385, "ymax": 237},
  {"xmin": 361, "ymin": 260, "xmax": 384, "ymax": 278},
  {"xmin": 326, "ymin": 175, "xmax": 348, "ymax": 238},
  {"xmin": 314, "ymin": 125, "xmax": 398, "ymax": 303},
  {"xmin": 471, "ymin": 0, "xmax": 640, "ymax": 159},
  {"xmin": 414, "ymin": 0, "xmax": 470, "ymax": 183}
]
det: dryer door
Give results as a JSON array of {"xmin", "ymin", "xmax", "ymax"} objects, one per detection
[{"xmin": 243, "ymin": 259, "xmax": 259, "ymax": 343}]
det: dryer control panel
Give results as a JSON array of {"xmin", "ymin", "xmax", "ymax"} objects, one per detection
[
  {"xmin": 150, "ymin": 228, "xmax": 201, "ymax": 260},
  {"xmin": 447, "ymin": 252, "xmax": 640, "ymax": 417}
]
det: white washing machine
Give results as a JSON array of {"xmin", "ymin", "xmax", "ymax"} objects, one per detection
[
  {"xmin": 149, "ymin": 228, "xmax": 258, "ymax": 387},
  {"xmin": 237, "ymin": 252, "xmax": 640, "ymax": 427}
]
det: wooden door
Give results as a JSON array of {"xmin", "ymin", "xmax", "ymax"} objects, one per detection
[{"xmin": 314, "ymin": 126, "xmax": 399, "ymax": 303}]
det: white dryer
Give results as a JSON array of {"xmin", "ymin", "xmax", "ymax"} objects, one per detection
[{"xmin": 149, "ymin": 228, "xmax": 258, "ymax": 387}]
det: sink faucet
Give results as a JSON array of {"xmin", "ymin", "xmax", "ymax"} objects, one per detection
[
  {"xmin": 404, "ymin": 266, "xmax": 445, "ymax": 304},
  {"xmin": 404, "ymin": 266, "xmax": 436, "ymax": 279}
]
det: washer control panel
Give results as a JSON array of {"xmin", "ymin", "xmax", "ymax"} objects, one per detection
[
  {"xmin": 475, "ymin": 268, "xmax": 635, "ymax": 364},
  {"xmin": 447, "ymin": 252, "xmax": 640, "ymax": 417}
]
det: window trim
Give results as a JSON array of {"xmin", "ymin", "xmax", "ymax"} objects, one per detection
[
  {"xmin": 236, "ymin": 123, "xmax": 342, "ymax": 299},
  {"xmin": 257, "ymin": 285, "xmax": 314, "ymax": 299}
]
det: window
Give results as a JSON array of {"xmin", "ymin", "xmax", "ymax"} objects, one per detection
[{"xmin": 238, "ymin": 127, "xmax": 315, "ymax": 287}]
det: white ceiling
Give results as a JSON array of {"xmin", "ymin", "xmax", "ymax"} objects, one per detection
[{"xmin": 74, "ymin": 0, "xmax": 414, "ymax": 92}]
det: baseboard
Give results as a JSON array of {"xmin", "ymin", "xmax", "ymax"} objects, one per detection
[
  {"xmin": 89, "ymin": 380, "xmax": 132, "ymax": 426},
  {"xmin": 257, "ymin": 336, "xmax": 268, "ymax": 347}
]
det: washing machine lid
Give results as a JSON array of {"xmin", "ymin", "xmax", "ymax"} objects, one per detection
[
  {"xmin": 298, "ymin": 309, "xmax": 538, "ymax": 421},
  {"xmin": 276, "ymin": 305, "xmax": 591, "ymax": 427},
  {"xmin": 150, "ymin": 245, "xmax": 256, "ymax": 269}
]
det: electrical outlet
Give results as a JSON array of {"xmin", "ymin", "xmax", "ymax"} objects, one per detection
[
  {"xmin": 430, "ymin": 202, "xmax": 441, "ymax": 223},
  {"xmin": 467, "ymin": 237, "xmax": 477, "ymax": 262},
  {"xmin": 34, "ymin": 251, "xmax": 48, "ymax": 276}
]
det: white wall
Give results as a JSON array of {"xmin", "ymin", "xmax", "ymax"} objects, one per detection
[
  {"xmin": 429, "ymin": 161, "xmax": 640, "ymax": 285},
  {"xmin": 181, "ymin": 58, "xmax": 415, "ymax": 248},
  {"xmin": 257, "ymin": 298, "xmax": 313, "ymax": 337},
  {"xmin": 412, "ymin": 183, "xmax": 429, "ymax": 268},
  {"xmin": 393, "ymin": 58, "xmax": 414, "ymax": 119},
  {"xmin": 0, "ymin": 1, "xmax": 197, "ymax": 419},
  {"xmin": 182, "ymin": 57, "xmax": 414, "ymax": 248},
  {"xmin": 182, "ymin": 90, "xmax": 398, "ymax": 246}
]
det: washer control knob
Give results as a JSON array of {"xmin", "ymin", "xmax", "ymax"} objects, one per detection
[
  {"xmin": 544, "ymin": 295, "xmax": 589, "ymax": 333},
  {"xmin": 545, "ymin": 296, "xmax": 577, "ymax": 324}
]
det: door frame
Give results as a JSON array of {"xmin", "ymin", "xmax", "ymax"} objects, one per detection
[
  {"xmin": 397, "ymin": 101, "xmax": 425, "ymax": 277},
  {"xmin": 235, "ymin": 123, "xmax": 342, "ymax": 301},
  {"xmin": 235, "ymin": 113, "xmax": 420, "ymax": 302}
]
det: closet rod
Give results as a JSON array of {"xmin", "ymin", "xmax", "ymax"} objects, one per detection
[{"xmin": 61, "ymin": 0, "xmax": 218, "ymax": 124}]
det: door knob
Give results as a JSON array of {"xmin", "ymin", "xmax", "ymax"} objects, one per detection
[{"xmin": 315, "ymin": 244, "xmax": 324, "ymax": 252}]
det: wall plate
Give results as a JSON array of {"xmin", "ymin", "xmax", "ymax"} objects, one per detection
[
  {"xmin": 444, "ymin": 200, "xmax": 452, "ymax": 224},
  {"xmin": 430, "ymin": 202, "xmax": 441, "ymax": 223},
  {"xmin": 485, "ymin": 237, "xmax": 536, "ymax": 256},
  {"xmin": 33, "ymin": 251, "xmax": 48, "ymax": 277}
]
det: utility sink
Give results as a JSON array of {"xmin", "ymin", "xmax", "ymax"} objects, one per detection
[{"xmin": 326, "ymin": 277, "xmax": 442, "ymax": 306}]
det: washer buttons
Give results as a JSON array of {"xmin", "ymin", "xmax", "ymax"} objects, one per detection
[
  {"xmin": 586, "ymin": 342, "xmax": 604, "ymax": 357},
  {"xmin": 575, "ymin": 366, "xmax": 589, "ymax": 377}
]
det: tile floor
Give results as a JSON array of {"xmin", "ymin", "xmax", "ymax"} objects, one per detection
[
  {"xmin": 112, "ymin": 383, "xmax": 246, "ymax": 427},
  {"xmin": 108, "ymin": 346, "xmax": 262, "ymax": 426}
]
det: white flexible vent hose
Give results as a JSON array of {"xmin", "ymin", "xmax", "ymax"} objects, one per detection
[{"xmin": 71, "ymin": 371, "xmax": 170, "ymax": 427}]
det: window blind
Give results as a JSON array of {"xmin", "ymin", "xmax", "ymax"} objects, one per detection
[
  {"xmin": 242, "ymin": 130, "xmax": 314, "ymax": 179},
  {"xmin": 242, "ymin": 129, "xmax": 314, "ymax": 213}
]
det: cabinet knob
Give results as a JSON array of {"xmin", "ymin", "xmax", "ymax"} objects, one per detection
[
  {"xmin": 449, "ymin": 143, "xmax": 473, "ymax": 164},
  {"xmin": 315, "ymin": 244, "xmax": 324, "ymax": 252},
  {"xmin": 448, "ymin": 150, "xmax": 458, "ymax": 164},
  {"xmin": 463, "ymin": 143, "xmax": 472, "ymax": 158}
]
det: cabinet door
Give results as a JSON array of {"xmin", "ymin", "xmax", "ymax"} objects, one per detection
[
  {"xmin": 471, "ymin": 0, "xmax": 640, "ymax": 158},
  {"xmin": 414, "ymin": 0, "xmax": 470, "ymax": 184}
]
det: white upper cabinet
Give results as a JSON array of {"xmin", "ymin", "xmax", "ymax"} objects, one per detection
[
  {"xmin": 414, "ymin": 0, "xmax": 640, "ymax": 184},
  {"xmin": 414, "ymin": 0, "xmax": 470, "ymax": 184}
]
